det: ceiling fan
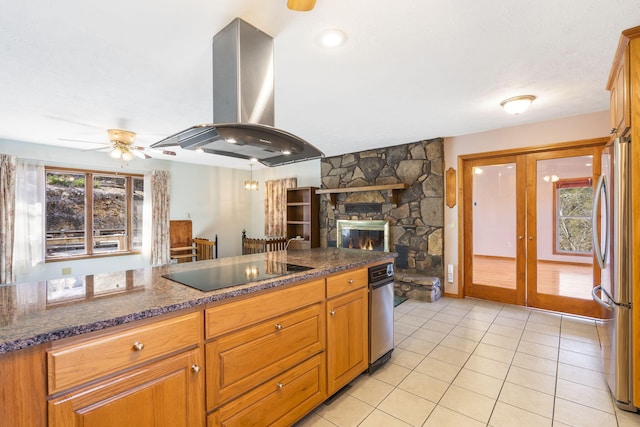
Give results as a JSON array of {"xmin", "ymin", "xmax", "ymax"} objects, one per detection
[
  {"xmin": 287, "ymin": 0, "xmax": 317, "ymax": 11},
  {"xmin": 60, "ymin": 129, "xmax": 176, "ymax": 161}
]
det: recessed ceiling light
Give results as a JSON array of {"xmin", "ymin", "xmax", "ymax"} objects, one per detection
[
  {"xmin": 282, "ymin": 149, "xmax": 291, "ymax": 155},
  {"xmin": 318, "ymin": 29, "xmax": 347, "ymax": 48},
  {"xmin": 226, "ymin": 138, "xmax": 237, "ymax": 144}
]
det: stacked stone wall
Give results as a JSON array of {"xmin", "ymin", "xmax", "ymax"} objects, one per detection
[{"xmin": 319, "ymin": 138, "xmax": 444, "ymax": 279}]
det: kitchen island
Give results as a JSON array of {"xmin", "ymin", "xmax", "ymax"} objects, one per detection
[{"xmin": 0, "ymin": 248, "xmax": 395, "ymax": 426}]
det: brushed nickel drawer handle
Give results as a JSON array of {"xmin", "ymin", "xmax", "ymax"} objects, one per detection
[
  {"xmin": 191, "ymin": 364, "xmax": 201, "ymax": 374},
  {"xmin": 275, "ymin": 323, "xmax": 283, "ymax": 330},
  {"xmin": 276, "ymin": 382, "xmax": 284, "ymax": 390},
  {"xmin": 348, "ymin": 279, "xmax": 355, "ymax": 284},
  {"xmin": 132, "ymin": 342, "xmax": 145, "ymax": 351}
]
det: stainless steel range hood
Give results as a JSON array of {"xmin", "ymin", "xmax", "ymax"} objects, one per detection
[{"xmin": 151, "ymin": 18, "xmax": 323, "ymax": 167}]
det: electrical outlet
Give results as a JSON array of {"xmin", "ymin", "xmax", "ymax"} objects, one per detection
[
  {"xmin": 62, "ymin": 267, "xmax": 72, "ymax": 275},
  {"xmin": 447, "ymin": 264, "xmax": 454, "ymax": 283}
]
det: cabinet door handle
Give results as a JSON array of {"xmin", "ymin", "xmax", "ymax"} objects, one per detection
[
  {"xmin": 191, "ymin": 364, "xmax": 201, "ymax": 374},
  {"xmin": 275, "ymin": 323, "xmax": 283, "ymax": 330},
  {"xmin": 329, "ymin": 310, "xmax": 336, "ymax": 316},
  {"xmin": 348, "ymin": 279, "xmax": 355, "ymax": 284},
  {"xmin": 132, "ymin": 341, "xmax": 145, "ymax": 351},
  {"xmin": 276, "ymin": 382, "xmax": 284, "ymax": 390}
]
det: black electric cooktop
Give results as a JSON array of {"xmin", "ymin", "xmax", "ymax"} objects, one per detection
[{"xmin": 163, "ymin": 260, "xmax": 313, "ymax": 292}]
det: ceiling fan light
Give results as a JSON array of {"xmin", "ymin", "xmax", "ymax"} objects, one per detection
[
  {"xmin": 121, "ymin": 150, "xmax": 134, "ymax": 162},
  {"xmin": 109, "ymin": 148, "xmax": 122, "ymax": 159},
  {"xmin": 500, "ymin": 95, "xmax": 536, "ymax": 115},
  {"xmin": 287, "ymin": 0, "xmax": 317, "ymax": 11}
]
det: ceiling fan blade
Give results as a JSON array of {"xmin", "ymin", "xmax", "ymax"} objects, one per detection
[
  {"xmin": 147, "ymin": 147, "xmax": 176, "ymax": 156},
  {"xmin": 287, "ymin": 0, "xmax": 317, "ymax": 11},
  {"xmin": 58, "ymin": 138, "xmax": 110, "ymax": 145},
  {"xmin": 132, "ymin": 148, "xmax": 151, "ymax": 160}
]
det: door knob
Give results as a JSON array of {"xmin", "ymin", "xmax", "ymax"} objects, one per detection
[
  {"xmin": 275, "ymin": 323, "xmax": 283, "ymax": 330},
  {"xmin": 528, "ymin": 236, "xmax": 534, "ymax": 240},
  {"xmin": 191, "ymin": 364, "xmax": 201, "ymax": 373},
  {"xmin": 518, "ymin": 236, "xmax": 523, "ymax": 240},
  {"xmin": 132, "ymin": 342, "xmax": 145, "ymax": 351},
  {"xmin": 329, "ymin": 310, "xmax": 336, "ymax": 316}
]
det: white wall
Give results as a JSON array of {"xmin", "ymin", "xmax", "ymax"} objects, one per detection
[{"xmin": 443, "ymin": 110, "xmax": 610, "ymax": 295}]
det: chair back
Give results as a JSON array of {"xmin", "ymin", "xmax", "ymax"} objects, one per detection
[{"xmin": 194, "ymin": 236, "xmax": 218, "ymax": 261}]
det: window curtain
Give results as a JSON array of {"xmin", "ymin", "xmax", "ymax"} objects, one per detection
[
  {"xmin": 0, "ymin": 155, "xmax": 16, "ymax": 284},
  {"xmin": 150, "ymin": 170, "xmax": 171, "ymax": 266},
  {"xmin": 13, "ymin": 159, "xmax": 45, "ymax": 275},
  {"xmin": 264, "ymin": 178, "xmax": 297, "ymax": 237}
]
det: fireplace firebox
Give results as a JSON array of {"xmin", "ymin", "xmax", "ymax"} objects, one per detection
[{"xmin": 336, "ymin": 220, "xmax": 389, "ymax": 252}]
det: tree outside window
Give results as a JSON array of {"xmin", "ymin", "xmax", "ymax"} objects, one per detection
[
  {"xmin": 553, "ymin": 177, "xmax": 593, "ymax": 255},
  {"xmin": 45, "ymin": 168, "xmax": 144, "ymax": 259}
]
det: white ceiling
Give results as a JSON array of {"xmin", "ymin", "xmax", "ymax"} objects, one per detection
[{"xmin": 1, "ymin": 0, "xmax": 639, "ymax": 170}]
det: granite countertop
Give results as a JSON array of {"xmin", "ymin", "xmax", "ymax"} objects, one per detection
[{"xmin": 0, "ymin": 248, "xmax": 395, "ymax": 354}]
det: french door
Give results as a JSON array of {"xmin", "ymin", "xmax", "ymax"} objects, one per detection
[{"xmin": 462, "ymin": 142, "xmax": 608, "ymax": 318}]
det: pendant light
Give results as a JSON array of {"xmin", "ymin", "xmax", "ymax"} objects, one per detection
[{"xmin": 244, "ymin": 163, "xmax": 259, "ymax": 191}]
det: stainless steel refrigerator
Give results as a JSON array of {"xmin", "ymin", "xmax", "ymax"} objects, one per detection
[{"xmin": 592, "ymin": 136, "xmax": 636, "ymax": 411}]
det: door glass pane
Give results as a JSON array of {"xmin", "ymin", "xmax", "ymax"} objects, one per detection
[
  {"xmin": 93, "ymin": 175, "xmax": 126, "ymax": 253},
  {"xmin": 472, "ymin": 163, "xmax": 517, "ymax": 289},
  {"xmin": 536, "ymin": 157, "xmax": 594, "ymax": 299},
  {"xmin": 46, "ymin": 171, "xmax": 86, "ymax": 257}
]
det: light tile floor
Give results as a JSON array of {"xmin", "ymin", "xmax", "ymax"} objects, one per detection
[{"xmin": 296, "ymin": 297, "xmax": 640, "ymax": 427}]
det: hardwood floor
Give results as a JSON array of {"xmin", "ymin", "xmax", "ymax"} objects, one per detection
[{"xmin": 472, "ymin": 255, "xmax": 594, "ymax": 300}]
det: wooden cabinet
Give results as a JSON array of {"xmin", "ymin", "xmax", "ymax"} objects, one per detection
[
  {"xmin": 286, "ymin": 187, "xmax": 319, "ymax": 249},
  {"xmin": 325, "ymin": 268, "xmax": 369, "ymax": 395},
  {"xmin": 48, "ymin": 312, "xmax": 202, "ymax": 394},
  {"xmin": 49, "ymin": 348, "xmax": 204, "ymax": 427},
  {"xmin": 205, "ymin": 279, "xmax": 326, "ymax": 421},
  {"xmin": 609, "ymin": 26, "xmax": 640, "ymax": 410},
  {"xmin": 0, "ymin": 345, "xmax": 47, "ymax": 427},
  {"xmin": 47, "ymin": 311, "xmax": 204, "ymax": 427},
  {"xmin": 607, "ymin": 46, "xmax": 630, "ymax": 138}
]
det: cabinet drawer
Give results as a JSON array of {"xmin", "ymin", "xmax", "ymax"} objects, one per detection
[
  {"xmin": 205, "ymin": 279, "xmax": 324, "ymax": 339},
  {"xmin": 326, "ymin": 267, "xmax": 367, "ymax": 298},
  {"xmin": 48, "ymin": 311, "xmax": 202, "ymax": 394},
  {"xmin": 206, "ymin": 303, "xmax": 324, "ymax": 409},
  {"xmin": 208, "ymin": 353, "xmax": 326, "ymax": 427}
]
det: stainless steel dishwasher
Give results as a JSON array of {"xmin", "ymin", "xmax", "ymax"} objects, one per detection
[{"xmin": 368, "ymin": 262, "xmax": 395, "ymax": 373}]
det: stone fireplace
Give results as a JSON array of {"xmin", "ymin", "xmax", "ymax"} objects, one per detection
[
  {"xmin": 319, "ymin": 137, "xmax": 444, "ymax": 280},
  {"xmin": 336, "ymin": 220, "xmax": 389, "ymax": 252}
]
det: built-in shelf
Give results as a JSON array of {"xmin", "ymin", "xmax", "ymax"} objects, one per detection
[{"xmin": 316, "ymin": 183, "xmax": 410, "ymax": 207}]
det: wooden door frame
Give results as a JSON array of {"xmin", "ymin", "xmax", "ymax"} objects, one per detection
[{"xmin": 457, "ymin": 138, "xmax": 609, "ymax": 307}]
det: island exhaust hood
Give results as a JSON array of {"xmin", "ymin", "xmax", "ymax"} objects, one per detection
[{"xmin": 151, "ymin": 18, "xmax": 324, "ymax": 167}]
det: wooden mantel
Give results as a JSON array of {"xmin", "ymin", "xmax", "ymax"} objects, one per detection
[{"xmin": 316, "ymin": 183, "xmax": 410, "ymax": 207}]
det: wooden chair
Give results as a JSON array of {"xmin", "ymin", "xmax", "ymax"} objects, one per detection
[
  {"xmin": 241, "ymin": 230, "xmax": 287, "ymax": 255},
  {"xmin": 194, "ymin": 236, "xmax": 218, "ymax": 261},
  {"xmin": 170, "ymin": 220, "xmax": 196, "ymax": 263}
]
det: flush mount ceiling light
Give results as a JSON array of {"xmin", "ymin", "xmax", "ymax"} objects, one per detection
[
  {"xmin": 500, "ymin": 95, "xmax": 536, "ymax": 115},
  {"xmin": 318, "ymin": 29, "xmax": 347, "ymax": 48}
]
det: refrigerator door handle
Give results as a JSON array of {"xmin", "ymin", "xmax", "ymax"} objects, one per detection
[
  {"xmin": 592, "ymin": 174, "xmax": 608, "ymax": 269},
  {"xmin": 592, "ymin": 285, "xmax": 632, "ymax": 309},
  {"xmin": 592, "ymin": 285, "xmax": 613, "ymax": 311}
]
